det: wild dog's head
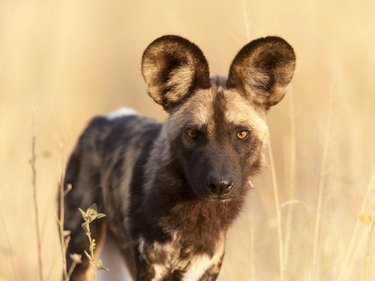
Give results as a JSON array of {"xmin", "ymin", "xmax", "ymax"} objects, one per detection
[{"xmin": 142, "ymin": 35, "xmax": 295, "ymax": 200}]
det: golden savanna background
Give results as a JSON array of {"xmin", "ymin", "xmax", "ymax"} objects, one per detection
[{"xmin": 1, "ymin": 0, "xmax": 375, "ymax": 280}]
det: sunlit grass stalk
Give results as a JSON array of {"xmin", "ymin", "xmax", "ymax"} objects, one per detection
[
  {"xmin": 58, "ymin": 174, "xmax": 69, "ymax": 281},
  {"xmin": 283, "ymin": 94, "xmax": 297, "ymax": 273},
  {"xmin": 310, "ymin": 145, "xmax": 327, "ymax": 281},
  {"xmin": 57, "ymin": 133, "xmax": 81, "ymax": 281},
  {"xmin": 363, "ymin": 213, "xmax": 375, "ymax": 281},
  {"xmin": 310, "ymin": 88, "xmax": 334, "ymax": 281},
  {"xmin": 250, "ymin": 226, "xmax": 255, "ymax": 281},
  {"xmin": 67, "ymin": 259, "xmax": 78, "ymax": 279},
  {"xmin": 268, "ymin": 139, "xmax": 285, "ymax": 281},
  {"xmin": 57, "ymin": 132, "xmax": 70, "ymax": 280},
  {"xmin": 30, "ymin": 134, "xmax": 44, "ymax": 281},
  {"xmin": 241, "ymin": 0, "xmax": 251, "ymax": 41},
  {"xmin": 338, "ymin": 171, "xmax": 375, "ymax": 281}
]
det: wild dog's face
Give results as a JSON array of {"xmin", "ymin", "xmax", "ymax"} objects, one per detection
[{"xmin": 142, "ymin": 35, "xmax": 295, "ymax": 200}]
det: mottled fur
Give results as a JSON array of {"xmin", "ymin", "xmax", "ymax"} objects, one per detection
[{"xmin": 63, "ymin": 35, "xmax": 295, "ymax": 281}]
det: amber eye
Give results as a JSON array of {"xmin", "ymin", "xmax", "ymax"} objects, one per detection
[
  {"xmin": 236, "ymin": 130, "xmax": 249, "ymax": 140},
  {"xmin": 186, "ymin": 130, "xmax": 198, "ymax": 139}
]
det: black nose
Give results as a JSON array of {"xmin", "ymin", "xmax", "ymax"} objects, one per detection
[{"xmin": 207, "ymin": 175, "xmax": 233, "ymax": 195}]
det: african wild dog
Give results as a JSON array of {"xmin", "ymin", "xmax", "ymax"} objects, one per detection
[{"xmin": 63, "ymin": 35, "xmax": 296, "ymax": 281}]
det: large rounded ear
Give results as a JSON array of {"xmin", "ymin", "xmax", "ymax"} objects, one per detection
[
  {"xmin": 227, "ymin": 36, "xmax": 296, "ymax": 110},
  {"xmin": 142, "ymin": 35, "xmax": 211, "ymax": 112}
]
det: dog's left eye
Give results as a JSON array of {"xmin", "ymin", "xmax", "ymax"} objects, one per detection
[
  {"xmin": 186, "ymin": 129, "xmax": 199, "ymax": 139},
  {"xmin": 236, "ymin": 130, "xmax": 249, "ymax": 140}
]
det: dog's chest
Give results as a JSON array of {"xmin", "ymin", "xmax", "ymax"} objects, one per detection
[{"xmin": 138, "ymin": 234, "xmax": 225, "ymax": 281}]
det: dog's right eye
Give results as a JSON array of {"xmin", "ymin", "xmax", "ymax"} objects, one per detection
[
  {"xmin": 186, "ymin": 129, "xmax": 199, "ymax": 139},
  {"xmin": 236, "ymin": 130, "xmax": 249, "ymax": 140}
]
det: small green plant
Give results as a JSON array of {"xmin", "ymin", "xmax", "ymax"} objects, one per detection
[{"xmin": 79, "ymin": 204, "xmax": 108, "ymax": 281}]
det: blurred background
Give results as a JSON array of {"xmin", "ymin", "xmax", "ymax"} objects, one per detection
[{"xmin": 1, "ymin": 0, "xmax": 375, "ymax": 280}]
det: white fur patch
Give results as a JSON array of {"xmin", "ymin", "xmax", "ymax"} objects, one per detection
[
  {"xmin": 106, "ymin": 107, "xmax": 138, "ymax": 120},
  {"xmin": 182, "ymin": 254, "xmax": 213, "ymax": 281},
  {"xmin": 151, "ymin": 264, "xmax": 167, "ymax": 281},
  {"xmin": 96, "ymin": 224, "xmax": 220, "ymax": 281},
  {"xmin": 138, "ymin": 236, "xmax": 148, "ymax": 262}
]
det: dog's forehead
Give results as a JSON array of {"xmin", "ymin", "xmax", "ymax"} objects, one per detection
[
  {"xmin": 168, "ymin": 89, "xmax": 214, "ymax": 127},
  {"xmin": 167, "ymin": 87, "xmax": 269, "ymax": 139},
  {"xmin": 222, "ymin": 89, "xmax": 269, "ymax": 139}
]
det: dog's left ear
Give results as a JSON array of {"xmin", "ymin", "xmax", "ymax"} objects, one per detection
[
  {"xmin": 142, "ymin": 35, "xmax": 211, "ymax": 112},
  {"xmin": 227, "ymin": 36, "xmax": 296, "ymax": 110}
]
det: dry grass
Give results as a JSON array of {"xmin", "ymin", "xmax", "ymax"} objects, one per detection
[
  {"xmin": 1, "ymin": 0, "xmax": 375, "ymax": 280},
  {"xmin": 30, "ymin": 132, "xmax": 44, "ymax": 281}
]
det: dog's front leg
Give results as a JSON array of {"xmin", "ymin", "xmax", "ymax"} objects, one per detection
[
  {"xmin": 135, "ymin": 254, "xmax": 166, "ymax": 281},
  {"xmin": 133, "ymin": 240, "xmax": 167, "ymax": 281},
  {"xmin": 135, "ymin": 258, "xmax": 152, "ymax": 281}
]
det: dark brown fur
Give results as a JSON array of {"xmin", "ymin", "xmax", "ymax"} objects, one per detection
[{"xmin": 63, "ymin": 35, "xmax": 295, "ymax": 281}]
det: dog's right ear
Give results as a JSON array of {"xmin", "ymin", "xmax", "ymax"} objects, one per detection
[{"xmin": 142, "ymin": 35, "xmax": 211, "ymax": 112}]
